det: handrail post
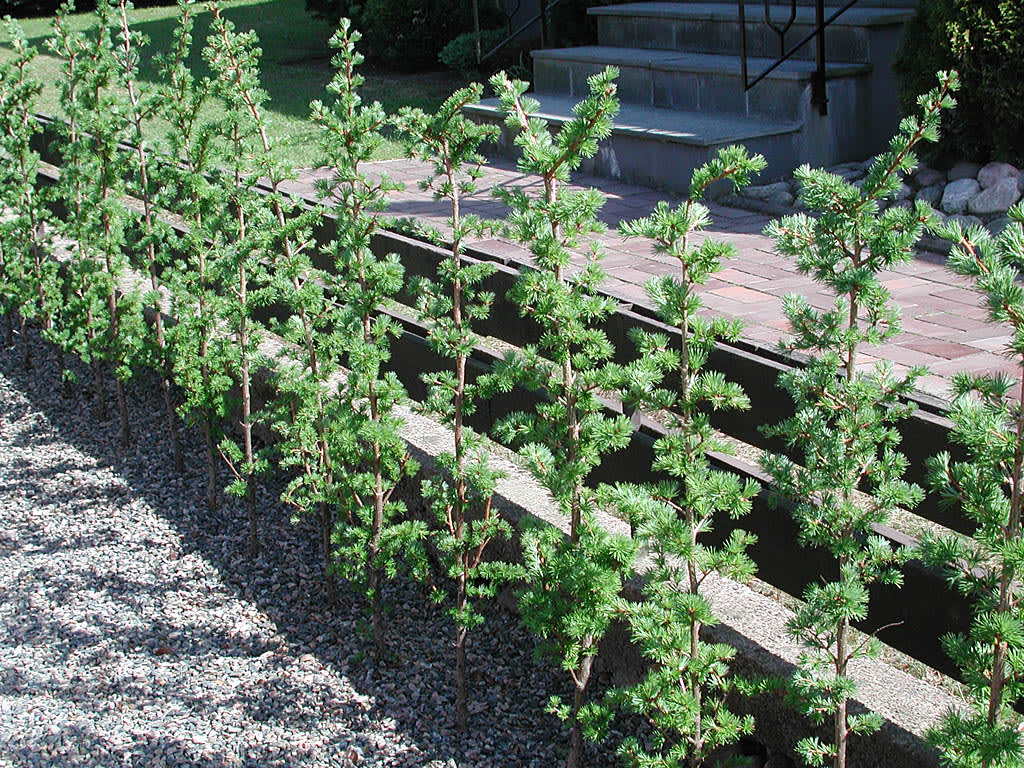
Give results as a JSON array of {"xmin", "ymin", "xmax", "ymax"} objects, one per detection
[
  {"xmin": 813, "ymin": 0, "xmax": 828, "ymax": 115},
  {"xmin": 473, "ymin": 0, "xmax": 482, "ymax": 63},
  {"xmin": 539, "ymin": 0, "xmax": 548, "ymax": 48},
  {"xmin": 739, "ymin": 0, "xmax": 748, "ymax": 90}
]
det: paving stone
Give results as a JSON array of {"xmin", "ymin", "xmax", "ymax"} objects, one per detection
[
  {"xmin": 903, "ymin": 338, "xmax": 978, "ymax": 360},
  {"xmin": 968, "ymin": 177, "xmax": 1022, "ymax": 216},
  {"xmin": 287, "ymin": 157, "xmax": 1017, "ymax": 403},
  {"xmin": 709, "ymin": 285, "xmax": 775, "ymax": 304},
  {"xmin": 977, "ymin": 161, "xmax": 1020, "ymax": 189}
]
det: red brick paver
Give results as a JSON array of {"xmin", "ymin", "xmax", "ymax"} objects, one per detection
[{"xmin": 289, "ymin": 158, "xmax": 1016, "ymax": 403}]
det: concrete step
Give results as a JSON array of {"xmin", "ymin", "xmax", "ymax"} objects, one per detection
[
  {"xmin": 532, "ymin": 46, "xmax": 870, "ymax": 122},
  {"xmin": 679, "ymin": 0, "xmax": 918, "ymax": 6},
  {"xmin": 592, "ymin": 3, "xmax": 915, "ymax": 62},
  {"xmin": 464, "ymin": 94, "xmax": 807, "ymax": 191}
]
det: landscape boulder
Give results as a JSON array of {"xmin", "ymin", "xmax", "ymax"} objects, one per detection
[
  {"xmin": 968, "ymin": 177, "xmax": 1021, "ymax": 216},
  {"xmin": 916, "ymin": 184, "xmax": 943, "ymax": 207},
  {"xmin": 977, "ymin": 161, "xmax": 1020, "ymax": 189},
  {"xmin": 913, "ymin": 167, "xmax": 944, "ymax": 187},
  {"xmin": 941, "ymin": 178, "xmax": 981, "ymax": 214},
  {"xmin": 948, "ymin": 161, "xmax": 981, "ymax": 181}
]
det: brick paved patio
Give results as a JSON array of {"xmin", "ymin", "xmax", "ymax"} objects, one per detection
[{"xmin": 288, "ymin": 157, "xmax": 1017, "ymax": 402}]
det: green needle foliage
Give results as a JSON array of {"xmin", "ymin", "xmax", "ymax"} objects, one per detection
[
  {"xmin": 920, "ymin": 203, "xmax": 1024, "ymax": 768},
  {"xmin": 488, "ymin": 66, "xmax": 637, "ymax": 768},
  {"xmin": 52, "ymin": 0, "xmax": 145, "ymax": 445},
  {"xmin": 395, "ymin": 84, "xmax": 517, "ymax": 730},
  {"xmin": 268, "ymin": 189, "xmax": 342, "ymax": 602},
  {"xmin": 760, "ymin": 71, "xmax": 959, "ymax": 768},
  {"xmin": 205, "ymin": 2, "xmax": 306, "ymax": 554},
  {"xmin": 159, "ymin": 0, "xmax": 234, "ymax": 513},
  {"xmin": 112, "ymin": 0, "xmax": 183, "ymax": 472},
  {"xmin": 205, "ymin": 2, "xmax": 325, "ymax": 561},
  {"xmin": 49, "ymin": 1, "xmax": 113, "ymax": 422},
  {"xmin": 310, "ymin": 19, "xmax": 427, "ymax": 659},
  {"xmin": 0, "ymin": 17, "xmax": 62, "ymax": 375},
  {"xmin": 593, "ymin": 147, "xmax": 765, "ymax": 768}
]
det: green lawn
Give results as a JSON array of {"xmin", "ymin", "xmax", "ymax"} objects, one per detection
[{"xmin": 0, "ymin": 0, "xmax": 467, "ymax": 166}]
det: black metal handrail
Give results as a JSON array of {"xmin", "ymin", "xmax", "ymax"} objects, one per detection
[
  {"xmin": 478, "ymin": 0, "xmax": 565, "ymax": 65},
  {"xmin": 739, "ymin": 0, "xmax": 861, "ymax": 116}
]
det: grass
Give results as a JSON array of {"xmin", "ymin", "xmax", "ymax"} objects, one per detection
[{"xmin": 0, "ymin": 0, "xmax": 468, "ymax": 166}]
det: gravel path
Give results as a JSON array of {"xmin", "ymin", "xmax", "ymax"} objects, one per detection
[{"xmin": 0, "ymin": 331, "xmax": 610, "ymax": 768}]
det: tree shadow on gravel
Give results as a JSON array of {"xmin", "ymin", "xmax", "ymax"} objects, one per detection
[
  {"xmin": 0, "ymin": 332, "xmax": 608, "ymax": 768},
  {"xmin": 3, "ymin": 721, "xmax": 361, "ymax": 768}
]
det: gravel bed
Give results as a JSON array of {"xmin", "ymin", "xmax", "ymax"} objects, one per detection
[{"xmin": 0, "ymin": 329, "xmax": 619, "ymax": 768}]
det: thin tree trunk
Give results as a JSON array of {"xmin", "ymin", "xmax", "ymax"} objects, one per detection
[
  {"xmin": 240, "ymin": 309, "xmax": 257, "ymax": 554},
  {"xmin": 369, "ymin": 482, "xmax": 386, "ymax": 654},
  {"xmin": 568, "ymin": 652, "xmax": 595, "ymax": 768},
  {"xmin": 92, "ymin": 358, "xmax": 107, "ymax": 421},
  {"xmin": 20, "ymin": 316, "xmax": 30, "ymax": 371},
  {"xmin": 834, "ymin": 617, "xmax": 849, "ymax": 768},
  {"xmin": 371, "ymin": 563, "xmax": 385, "ymax": 660},
  {"xmin": 203, "ymin": 419, "xmax": 217, "ymax": 513},
  {"xmin": 246, "ymin": 475, "xmax": 259, "ymax": 555},
  {"xmin": 455, "ymin": 582, "xmax": 469, "ymax": 731},
  {"xmin": 115, "ymin": 376, "xmax": 130, "ymax": 447},
  {"xmin": 988, "ymin": 375, "xmax": 1024, "ymax": 743},
  {"xmin": 55, "ymin": 345, "xmax": 68, "ymax": 396},
  {"xmin": 160, "ymin": 373, "xmax": 183, "ymax": 472},
  {"xmin": 5, "ymin": 311, "xmax": 12, "ymax": 347},
  {"xmin": 321, "ymin": 501, "xmax": 337, "ymax": 604}
]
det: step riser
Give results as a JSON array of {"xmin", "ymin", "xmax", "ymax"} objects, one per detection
[
  {"xmin": 534, "ymin": 56, "xmax": 835, "ymax": 122},
  {"xmin": 469, "ymin": 107, "xmax": 805, "ymax": 193},
  {"xmin": 690, "ymin": 0, "xmax": 917, "ymax": 6},
  {"xmin": 467, "ymin": 67, "xmax": 899, "ymax": 193},
  {"xmin": 597, "ymin": 15, "xmax": 880, "ymax": 62}
]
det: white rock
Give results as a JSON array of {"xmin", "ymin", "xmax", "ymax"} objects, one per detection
[
  {"xmin": 941, "ymin": 178, "xmax": 980, "ymax": 214},
  {"xmin": 968, "ymin": 177, "xmax": 1021, "ymax": 216},
  {"xmin": 977, "ymin": 161, "xmax": 1020, "ymax": 189}
]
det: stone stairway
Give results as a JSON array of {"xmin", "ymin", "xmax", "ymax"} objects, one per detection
[{"xmin": 466, "ymin": 0, "xmax": 919, "ymax": 194}]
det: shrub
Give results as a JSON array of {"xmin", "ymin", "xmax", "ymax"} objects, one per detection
[
  {"xmin": 7, "ymin": 0, "xmax": 177, "ymax": 18},
  {"xmin": 305, "ymin": 0, "xmax": 502, "ymax": 70},
  {"xmin": 438, "ymin": 28, "xmax": 506, "ymax": 77},
  {"xmin": 894, "ymin": 0, "xmax": 1024, "ymax": 165}
]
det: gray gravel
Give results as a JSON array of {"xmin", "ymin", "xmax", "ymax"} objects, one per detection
[{"xmin": 0, "ymin": 329, "xmax": 617, "ymax": 767}]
